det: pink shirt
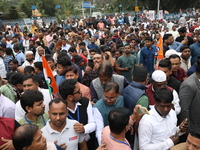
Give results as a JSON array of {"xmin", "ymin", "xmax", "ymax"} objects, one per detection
[
  {"xmin": 79, "ymin": 82, "xmax": 91, "ymax": 101},
  {"xmin": 101, "ymin": 126, "xmax": 131, "ymax": 150}
]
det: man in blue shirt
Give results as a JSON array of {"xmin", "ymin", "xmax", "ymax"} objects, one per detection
[
  {"xmin": 190, "ymin": 34, "xmax": 200, "ymax": 65},
  {"xmin": 13, "ymin": 44, "xmax": 24, "ymax": 66},
  {"xmin": 87, "ymin": 37, "xmax": 99, "ymax": 53},
  {"xmin": 140, "ymin": 37, "xmax": 156, "ymax": 74}
]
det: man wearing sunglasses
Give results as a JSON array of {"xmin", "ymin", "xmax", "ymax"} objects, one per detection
[{"xmin": 145, "ymin": 70, "xmax": 181, "ymax": 115}]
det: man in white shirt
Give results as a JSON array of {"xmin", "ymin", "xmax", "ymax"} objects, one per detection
[
  {"xmin": 180, "ymin": 46, "xmax": 191, "ymax": 73},
  {"xmin": 22, "ymin": 51, "xmax": 35, "ymax": 67},
  {"xmin": 61, "ymin": 38, "xmax": 71, "ymax": 58},
  {"xmin": 41, "ymin": 98, "xmax": 87, "ymax": 150},
  {"xmin": 15, "ymin": 74, "xmax": 52, "ymax": 121},
  {"xmin": 139, "ymin": 87, "xmax": 188, "ymax": 150}
]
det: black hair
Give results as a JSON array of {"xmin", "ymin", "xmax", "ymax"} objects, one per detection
[
  {"xmin": 145, "ymin": 36, "xmax": 153, "ymax": 42},
  {"xmin": 115, "ymin": 49, "xmax": 123, "ymax": 54},
  {"xmin": 13, "ymin": 124, "xmax": 39, "ymax": 150},
  {"xmin": 102, "ymin": 47, "xmax": 111, "ymax": 53},
  {"xmin": 178, "ymin": 27, "xmax": 187, "ymax": 33},
  {"xmin": 6, "ymin": 72, "xmax": 15, "ymax": 81},
  {"xmin": 108, "ymin": 107, "xmax": 130, "ymax": 134},
  {"xmin": 57, "ymin": 51, "xmax": 70, "ymax": 60},
  {"xmin": 97, "ymin": 62, "xmax": 113, "ymax": 77},
  {"xmin": 89, "ymin": 48, "xmax": 97, "ymax": 53},
  {"xmin": 57, "ymin": 56, "xmax": 71, "ymax": 67},
  {"xmin": 22, "ymin": 74, "xmax": 39, "ymax": 84},
  {"xmin": 8, "ymin": 73, "xmax": 23, "ymax": 86},
  {"xmin": 158, "ymin": 59, "xmax": 172, "ymax": 70},
  {"xmin": 68, "ymin": 47, "xmax": 77, "ymax": 53},
  {"xmin": 5, "ymin": 48, "xmax": 13, "ymax": 55},
  {"xmin": 133, "ymin": 66, "xmax": 148, "ymax": 82},
  {"xmin": 163, "ymin": 34, "xmax": 173, "ymax": 42},
  {"xmin": 35, "ymin": 41, "xmax": 41, "ymax": 46},
  {"xmin": 59, "ymin": 79, "xmax": 77, "ymax": 100},
  {"xmin": 49, "ymin": 98, "xmax": 68, "ymax": 108},
  {"xmin": 65, "ymin": 66, "xmax": 78, "ymax": 75},
  {"xmin": 189, "ymin": 125, "xmax": 200, "ymax": 139},
  {"xmin": 104, "ymin": 81, "xmax": 119, "ymax": 93},
  {"xmin": 34, "ymin": 62, "xmax": 43, "ymax": 71},
  {"xmin": 9, "ymin": 59, "xmax": 18, "ymax": 65},
  {"xmin": 180, "ymin": 46, "xmax": 190, "ymax": 52},
  {"xmin": 79, "ymin": 42, "xmax": 86, "ymax": 46},
  {"xmin": 169, "ymin": 54, "xmax": 181, "ymax": 60},
  {"xmin": 24, "ymin": 66, "xmax": 35, "ymax": 74},
  {"xmin": 20, "ymin": 90, "xmax": 43, "ymax": 112},
  {"xmin": 154, "ymin": 87, "xmax": 173, "ymax": 103},
  {"xmin": 44, "ymin": 54, "xmax": 52, "ymax": 60}
]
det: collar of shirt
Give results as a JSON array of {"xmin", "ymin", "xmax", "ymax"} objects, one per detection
[
  {"xmin": 67, "ymin": 102, "xmax": 82, "ymax": 114},
  {"xmin": 46, "ymin": 118, "xmax": 70, "ymax": 134},
  {"xmin": 151, "ymin": 107, "xmax": 171, "ymax": 122}
]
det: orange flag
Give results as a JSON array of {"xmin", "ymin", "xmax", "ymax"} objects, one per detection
[
  {"xmin": 156, "ymin": 36, "xmax": 164, "ymax": 60},
  {"xmin": 42, "ymin": 55, "xmax": 58, "ymax": 98}
]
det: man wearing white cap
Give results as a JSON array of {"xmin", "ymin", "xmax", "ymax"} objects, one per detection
[
  {"xmin": 145, "ymin": 70, "xmax": 181, "ymax": 115},
  {"xmin": 22, "ymin": 51, "xmax": 35, "ymax": 67}
]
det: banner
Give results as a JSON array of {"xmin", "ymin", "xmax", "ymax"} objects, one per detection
[
  {"xmin": 42, "ymin": 55, "xmax": 58, "ymax": 98},
  {"xmin": 158, "ymin": 10, "xmax": 163, "ymax": 20},
  {"xmin": 148, "ymin": 10, "xmax": 155, "ymax": 20}
]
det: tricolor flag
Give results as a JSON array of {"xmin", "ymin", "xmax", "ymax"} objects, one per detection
[
  {"xmin": 156, "ymin": 36, "xmax": 164, "ymax": 60},
  {"xmin": 164, "ymin": 10, "xmax": 169, "ymax": 15},
  {"xmin": 42, "ymin": 55, "xmax": 58, "ymax": 98}
]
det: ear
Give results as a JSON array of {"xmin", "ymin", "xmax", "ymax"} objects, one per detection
[
  {"xmin": 67, "ymin": 95, "xmax": 73, "ymax": 101},
  {"xmin": 169, "ymin": 70, "xmax": 172, "ymax": 75},
  {"xmin": 23, "ymin": 147, "xmax": 29, "ymax": 150},
  {"xmin": 26, "ymin": 106, "xmax": 32, "ymax": 113}
]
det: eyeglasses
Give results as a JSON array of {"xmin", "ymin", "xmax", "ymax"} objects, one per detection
[
  {"xmin": 73, "ymin": 88, "xmax": 82, "ymax": 95},
  {"xmin": 103, "ymin": 96, "xmax": 117, "ymax": 101}
]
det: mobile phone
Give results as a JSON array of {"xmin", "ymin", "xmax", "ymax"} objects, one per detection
[{"xmin": 139, "ymin": 106, "xmax": 150, "ymax": 115}]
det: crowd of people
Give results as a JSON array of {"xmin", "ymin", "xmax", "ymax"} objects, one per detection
[{"xmin": 0, "ymin": 13, "xmax": 200, "ymax": 150}]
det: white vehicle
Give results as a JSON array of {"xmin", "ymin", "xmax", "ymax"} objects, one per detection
[{"xmin": 91, "ymin": 12, "xmax": 102, "ymax": 18}]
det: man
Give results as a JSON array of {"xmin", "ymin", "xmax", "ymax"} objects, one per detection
[
  {"xmin": 82, "ymin": 54, "xmax": 104, "ymax": 87},
  {"xmin": 158, "ymin": 59, "xmax": 181, "ymax": 93},
  {"xmin": 61, "ymin": 38, "xmax": 71, "ymax": 57},
  {"xmin": 59, "ymin": 79, "xmax": 96, "ymax": 149},
  {"xmin": 101, "ymin": 106, "xmax": 142, "ymax": 150},
  {"xmin": 41, "ymin": 98, "xmax": 87, "ymax": 150},
  {"xmin": 179, "ymin": 57, "xmax": 200, "ymax": 126},
  {"xmin": 176, "ymin": 27, "xmax": 194, "ymax": 46},
  {"xmin": 15, "ymin": 74, "xmax": 52, "ymax": 121},
  {"xmin": 145, "ymin": 70, "xmax": 181, "ymax": 115},
  {"xmin": 139, "ymin": 88, "xmax": 188, "ymax": 150},
  {"xmin": 35, "ymin": 47, "xmax": 45, "ymax": 62},
  {"xmin": 163, "ymin": 33, "xmax": 186, "ymax": 54},
  {"xmin": 3, "ymin": 48, "xmax": 13, "ymax": 72},
  {"xmin": 0, "ymin": 92, "xmax": 15, "ymax": 118},
  {"xmin": 29, "ymin": 39, "xmax": 36, "ymax": 56},
  {"xmin": 90, "ymin": 62, "xmax": 129, "ymax": 101},
  {"xmin": 87, "ymin": 37, "xmax": 99, "ymax": 52},
  {"xmin": 170, "ymin": 125, "xmax": 200, "ymax": 150},
  {"xmin": 68, "ymin": 47, "xmax": 88, "ymax": 65},
  {"xmin": 190, "ymin": 34, "xmax": 200, "ymax": 65},
  {"xmin": 46, "ymin": 56, "xmax": 57, "ymax": 76},
  {"xmin": 170, "ymin": 25, "xmax": 179, "ymax": 39},
  {"xmin": 116, "ymin": 44, "xmax": 137, "ymax": 82},
  {"xmin": 13, "ymin": 44, "xmax": 24, "ymax": 66},
  {"xmin": 56, "ymin": 56, "xmax": 82, "ymax": 86},
  {"xmin": 122, "ymin": 66, "xmax": 149, "ymax": 113},
  {"xmin": 22, "ymin": 51, "xmax": 35, "ymax": 67},
  {"xmin": 65, "ymin": 66, "xmax": 91, "ymax": 100},
  {"xmin": 0, "ymin": 72, "xmax": 23, "ymax": 103},
  {"xmin": 180, "ymin": 46, "xmax": 191, "ymax": 73},
  {"xmin": 18, "ymin": 90, "xmax": 48, "ymax": 129},
  {"xmin": 94, "ymin": 82, "xmax": 124, "ymax": 126},
  {"xmin": 8, "ymin": 59, "xmax": 18, "ymax": 72},
  {"xmin": 169, "ymin": 54, "xmax": 187, "ymax": 82},
  {"xmin": 140, "ymin": 37, "xmax": 156, "ymax": 74},
  {"xmin": 34, "ymin": 61, "xmax": 48, "ymax": 89},
  {"xmin": 13, "ymin": 124, "xmax": 57, "ymax": 150}
]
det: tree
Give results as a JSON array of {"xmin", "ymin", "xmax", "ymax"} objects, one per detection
[{"xmin": 9, "ymin": 6, "xmax": 19, "ymax": 19}]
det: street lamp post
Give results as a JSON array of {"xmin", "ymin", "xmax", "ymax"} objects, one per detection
[{"xmin": 157, "ymin": 0, "xmax": 160, "ymax": 19}]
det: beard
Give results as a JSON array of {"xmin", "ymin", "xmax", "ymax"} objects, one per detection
[{"xmin": 27, "ymin": 58, "xmax": 34, "ymax": 62}]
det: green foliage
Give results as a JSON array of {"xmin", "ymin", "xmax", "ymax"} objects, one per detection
[{"xmin": 9, "ymin": 6, "xmax": 19, "ymax": 19}]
